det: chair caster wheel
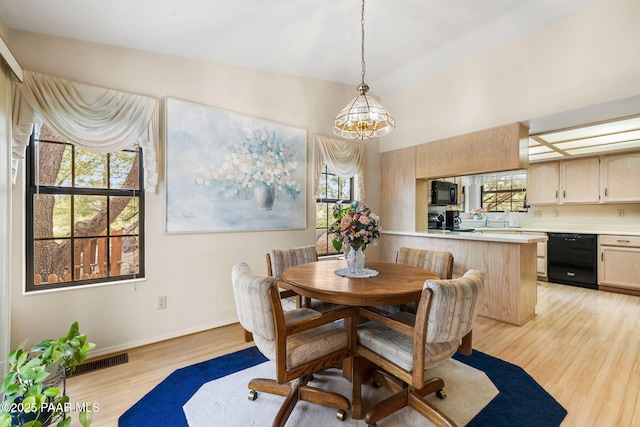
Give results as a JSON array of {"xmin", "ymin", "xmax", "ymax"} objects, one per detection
[
  {"xmin": 371, "ymin": 380, "xmax": 381, "ymax": 389},
  {"xmin": 248, "ymin": 390, "xmax": 258, "ymax": 401},
  {"xmin": 336, "ymin": 409, "xmax": 347, "ymax": 421},
  {"xmin": 436, "ymin": 389, "xmax": 446, "ymax": 399}
]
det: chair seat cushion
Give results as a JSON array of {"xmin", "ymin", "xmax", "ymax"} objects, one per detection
[
  {"xmin": 280, "ymin": 295, "xmax": 299, "ymax": 311},
  {"xmin": 388, "ymin": 311, "xmax": 416, "ymax": 325},
  {"xmin": 279, "ymin": 292, "xmax": 345, "ymax": 314},
  {"xmin": 255, "ymin": 308, "xmax": 349, "ymax": 369},
  {"xmin": 357, "ymin": 320, "xmax": 459, "ymax": 372},
  {"xmin": 308, "ymin": 300, "xmax": 347, "ymax": 313}
]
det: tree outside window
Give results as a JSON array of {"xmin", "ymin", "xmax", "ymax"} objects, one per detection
[
  {"xmin": 481, "ymin": 172, "xmax": 527, "ymax": 212},
  {"xmin": 25, "ymin": 124, "xmax": 144, "ymax": 292},
  {"xmin": 315, "ymin": 165, "xmax": 354, "ymax": 255}
]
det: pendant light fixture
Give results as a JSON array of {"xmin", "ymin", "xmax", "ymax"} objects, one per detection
[{"xmin": 333, "ymin": 0, "xmax": 395, "ymax": 140}]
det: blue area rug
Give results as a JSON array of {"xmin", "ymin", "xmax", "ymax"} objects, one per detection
[
  {"xmin": 452, "ymin": 351, "xmax": 567, "ymax": 427},
  {"xmin": 119, "ymin": 347, "xmax": 567, "ymax": 427}
]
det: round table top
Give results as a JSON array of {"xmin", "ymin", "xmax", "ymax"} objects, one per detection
[{"xmin": 281, "ymin": 259, "xmax": 438, "ymax": 307}]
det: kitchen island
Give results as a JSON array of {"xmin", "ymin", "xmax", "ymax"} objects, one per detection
[{"xmin": 379, "ymin": 230, "xmax": 548, "ymax": 326}]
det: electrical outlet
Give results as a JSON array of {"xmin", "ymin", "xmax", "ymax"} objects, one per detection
[
  {"xmin": 157, "ymin": 296, "xmax": 167, "ymax": 310},
  {"xmin": 618, "ymin": 209, "xmax": 625, "ymax": 217},
  {"xmin": 534, "ymin": 210, "xmax": 542, "ymax": 218}
]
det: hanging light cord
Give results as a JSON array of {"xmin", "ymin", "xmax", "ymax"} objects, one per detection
[
  {"xmin": 360, "ymin": 0, "xmax": 366, "ymax": 86},
  {"xmin": 333, "ymin": 0, "xmax": 395, "ymax": 139}
]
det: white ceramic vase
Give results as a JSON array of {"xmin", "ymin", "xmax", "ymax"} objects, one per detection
[{"xmin": 346, "ymin": 245, "xmax": 365, "ymax": 274}]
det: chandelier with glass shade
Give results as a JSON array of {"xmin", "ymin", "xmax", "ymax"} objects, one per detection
[{"xmin": 333, "ymin": 0, "xmax": 395, "ymax": 140}]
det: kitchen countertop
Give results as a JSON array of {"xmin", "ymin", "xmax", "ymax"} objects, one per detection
[
  {"xmin": 383, "ymin": 230, "xmax": 547, "ymax": 244},
  {"xmin": 467, "ymin": 226, "xmax": 640, "ymax": 237}
]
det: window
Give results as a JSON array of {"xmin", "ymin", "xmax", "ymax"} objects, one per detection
[
  {"xmin": 481, "ymin": 172, "xmax": 527, "ymax": 212},
  {"xmin": 315, "ymin": 165, "xmax": 354, "ymax": 255},
  {"xmin": 25, "ymin": 124, "xmax": 144, "ymax": 292}
]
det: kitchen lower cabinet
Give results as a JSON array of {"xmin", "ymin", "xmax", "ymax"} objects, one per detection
[
  {"xmin": 598, "ymin": 235, "xmax": 640, "ymax": 295},
  {"xmin": 532, "ymin": 232, "xmax": 548, "ymax": 279}
]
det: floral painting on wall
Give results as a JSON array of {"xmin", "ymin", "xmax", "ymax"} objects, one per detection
[{"xmin": 165, "ymin": 98, "xmax": 307, "ymax": 233}]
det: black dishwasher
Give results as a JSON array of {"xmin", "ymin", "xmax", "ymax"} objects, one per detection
[{"xmin": 547, "ymin": 233, "xmax": 598, "ymax": 289}]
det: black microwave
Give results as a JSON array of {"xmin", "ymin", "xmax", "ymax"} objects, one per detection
[{"xmin": 430, "ymin": 180, "xmax": 458, "ymax": 206}]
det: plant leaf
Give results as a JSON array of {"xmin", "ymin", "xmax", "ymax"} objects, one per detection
[
  {"xmin": 1, "ymin": 372, "xmax": 18, "ymax": 393},
  {"xmin": 22, "ymin": 395, "xmax": 37, "ymax": 412},
  {"xmin": 0, "ymin": 413, "xmax": 13, "ymax": 427},
  {"xmin": 79, "ymin": 409, "xmax": 93, "ymax": 427},
  {"xmin": 43, "ymin": 387, "xmax": 60, "ymax": 397}
]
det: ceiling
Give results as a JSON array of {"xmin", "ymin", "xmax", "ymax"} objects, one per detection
[
  {"xmin": 0, "ymin": 0, "xmax": 602, "ymax": 96},
  {"xmin": 3, "ymin": 0, "xmax": 636, "ymax": 161},
  {"xmin": 529, "ymin": 115, "xmax": 640, "ymax": 163}
]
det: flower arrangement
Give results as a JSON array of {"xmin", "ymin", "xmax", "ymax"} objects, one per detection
[
  {"xmin": 196, "ymin": 129, "xmax": 302, "ymax": 199},
  {"xmin": 471, "ymin": 208, "xmax": 488, "ymax": 218},
  {"xmin": 329, "ymin": 200, "xmax": 381, "ymax": 252}
]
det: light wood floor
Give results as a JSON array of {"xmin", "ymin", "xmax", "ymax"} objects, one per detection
[{"xmin": 66, "ymin": 281, "xmax": 640, "ymax": 427}]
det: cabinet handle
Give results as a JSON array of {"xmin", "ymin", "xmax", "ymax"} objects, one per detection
[
  {"xmin": 605, "ymin": 188, "xmax": 608, "ymax": 197},
  {"xmin": 601, "ymin": 253, "xmax": 604, "ymax": 261},
  {"xmin": 567, "ymin": 272, "xmax": 576, "ymax": 277},
  {"xmin": 617, "ymin": 239, "xmax": 631, "ymax": 243},
  {"xmin": 563, "ymin": 190, "xmax": 566, "ymax": 198},
  {"xmin": 555, "ymin": 190, "xmax": 558, "ymax": 199}
]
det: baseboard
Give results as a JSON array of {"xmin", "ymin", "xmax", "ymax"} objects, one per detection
[
  {"xmin": 599, "ymin": 285, "xmax": 640, "ymax": 297},
  {"xmin": 85, "ymin": 318, "xmax": 239, "ymax": 359}
]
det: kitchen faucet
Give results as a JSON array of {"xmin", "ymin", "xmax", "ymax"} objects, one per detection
[{"xmin": 484, "ymin": 217, "xmax": 490, "ymax": 227}]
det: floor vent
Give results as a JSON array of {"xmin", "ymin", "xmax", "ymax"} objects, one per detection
[{"xmin": 69, "ymin": 353, "xmax": 128, "ymax": 376}]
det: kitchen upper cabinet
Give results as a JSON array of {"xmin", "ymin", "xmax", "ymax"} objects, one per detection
[
  {"xmin": 415, "ymin": 123, "xmax": 528, "ymax": 179},
  {"xmin": 527, "ymin": 162, "xmax": 559, "ymax": 204},
  {"xmin": 528, "ymin": 152, "xmax": 640, "ymax": 205},
  {"xmin": 601, "ymin": 153, "xmax": 640, "ymax": 202},
  {"xmin": 560, "ymin": 157, "xmax": 600, "ymax": 203}
]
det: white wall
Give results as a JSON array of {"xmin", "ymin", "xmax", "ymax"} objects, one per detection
[
  {"xmin": 522, "ymin": 203, "xmax": 640, "ymax": 231},
  {"xmin": 379, "ymin": 0, "xmax": 640, "ymax": 152},
  {"xmin": 7, "ymin": 31, "xmax": 381, "ymax": 354},
  {"xmin": 0, "ymin": 17, "xmax": 13, "ymax": 373},
  {"xmin": 0, "ymin": 64, "xmax": 12, "ymax": 373}
]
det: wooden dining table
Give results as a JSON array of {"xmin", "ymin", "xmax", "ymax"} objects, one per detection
[
  {"xmin": 281, "ymin": 258, "xmax": 439, "ymax": 419},
  {"xmin": 280, "ymin": 259, "xmax": 438, "ymax": 307}
]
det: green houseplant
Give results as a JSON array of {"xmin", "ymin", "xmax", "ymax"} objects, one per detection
[{"xmin": 0, "ymin": 321, "xmax": 95, "ymax": 427}]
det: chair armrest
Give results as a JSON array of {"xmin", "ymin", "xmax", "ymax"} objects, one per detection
[
  {"xmin": 279, "ymin": 289, "xmax": 298, "ymax": 299},
  {"xmin": 286, "ymin": 307, "xmax": 358, "ymax": 336},
  {"xmin": 358, "ymin": 307, "xmax": 415, "ymax": 339}
]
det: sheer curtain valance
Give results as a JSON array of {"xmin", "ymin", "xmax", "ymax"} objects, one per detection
[
  {"xmin": 313, "ymin": 134, "xmax": 365, "ymax": 202},
  {"xmin": 11, "ymin": 70, "xmax": 159, "ymax": 191}
]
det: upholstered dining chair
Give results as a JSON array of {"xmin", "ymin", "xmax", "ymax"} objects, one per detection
[
  {"xmin": 266, "ymin": 245, "xmax": 318, "ymax": 312},
  {"xmin": 394, "ymin": 247, "xmax": 474, "ymax": 355},
  {"xmin": 267, "ymin": 245, "xmax": 345, "ymax": 314},
  {"xmin": 377, "ymin": 247, "xmax": 455, "ymax": 315},
  {"xmin": 353, "ymin": 270, "xmax": 485, "ymax": 427},
  {"xmin": 231, "ymin": 263, "xmax": 354, "ymax": 426},
  {"xmin": 396, "ymin": 247, "xmax": 454, "ymax": 282}
]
